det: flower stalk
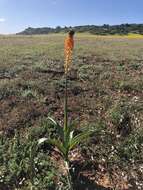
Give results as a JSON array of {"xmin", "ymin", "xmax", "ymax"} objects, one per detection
[
  {"xmin": 38, "ymin": 30, "xmax": 92, "ymax": 190},
  {"xmin": 64, "ymin": 72, "xmax": 68, "ymax": 133}
]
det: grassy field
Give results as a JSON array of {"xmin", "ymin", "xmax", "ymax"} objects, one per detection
[{"xmin": 0, "ymin": 34, "xmax": 143, "ymax": 190}]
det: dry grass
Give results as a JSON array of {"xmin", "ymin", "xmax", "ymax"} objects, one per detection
[{"xmin": 0, "ymin": 34, "xmax": 143, "ymax": 189}]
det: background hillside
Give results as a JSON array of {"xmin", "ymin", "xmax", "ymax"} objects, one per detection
[{"xmin": 18, "ymin": 24, "xmax": 143, "ymax": 35}]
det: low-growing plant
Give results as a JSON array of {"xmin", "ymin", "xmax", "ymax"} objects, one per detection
[
  {"xmin": 130, "ymin": 62, "xmax": 142, "ymax": 70},
  {"xmin": 0, "ymin": 129, "xmax": 59, "ymax": 190},
  {"xmin": 118, "ymin": 128, "xmax": 143, "ymax": 162}
]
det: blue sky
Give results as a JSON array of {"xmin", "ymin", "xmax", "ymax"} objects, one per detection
[{"xmin": 0, "ymin": 0, "xmax": 143, "ymax": 34}]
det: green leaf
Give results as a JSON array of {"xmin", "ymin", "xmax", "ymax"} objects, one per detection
[
  {"xmin": 69, "ymin": 131, "xmax": 91, "ymax": 150},
  {"xmin": 48, "ymin": 117, "xmax": 64, "ymax": 141},
  {"xmin": 48, "ymin": 139, "xmax": 66, "ymax": 158},
  {"xmin": 63, "ymin": 122, "xmax": 75, "ymax": 145},
  {"xmin": 38, "ymin": 138, "xmax": 48, "ymax": 145}
]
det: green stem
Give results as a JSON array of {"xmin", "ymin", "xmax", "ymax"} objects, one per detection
[
  {"xmin": 64, "ymin": 74, "xmax": 73, "ymax": 189},
  {"xmin": 30, "ymin": 185, "xmax": 34, "ymax": 190},
  {"xmin": 64, "ymin": 73, "xmax": 68, "ymax": 132},
  {"xmin": 65, "ymin": 160, "xmax": 73, "ymax": 190}
]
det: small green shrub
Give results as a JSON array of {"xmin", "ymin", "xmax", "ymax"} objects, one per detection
[
  {"xmin": 130, "ymin": 62, "xmax": 142, "ymax": 70},
  {"xmin": 21, "ymin": 89, "xmax": 36, "ymax": 98},
  {"xmin": 0, "ymin": 129, "xmax": 58, "ymax": 190},
  {"xmin": 118, "ymin": 128, "xmax": 143, "ymax": 162}
]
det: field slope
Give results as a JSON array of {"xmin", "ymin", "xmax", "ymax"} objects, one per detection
[{"xmin": 0, "ymin": 34, "xmax": 143, "ymax": 189}]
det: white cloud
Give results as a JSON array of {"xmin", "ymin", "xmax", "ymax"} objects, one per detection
[{"xmin": 0, "ymin": 18, "xmax": 6, "ymax": 22}]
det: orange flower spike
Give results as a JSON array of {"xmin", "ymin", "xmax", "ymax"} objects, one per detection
[
  {"xmin": 64, "ymin": 30, "xmax": 75, "ymax": 74},
  {"xmin": 65, "ymin": 36, "xmax": 74, "ymax": 51}
]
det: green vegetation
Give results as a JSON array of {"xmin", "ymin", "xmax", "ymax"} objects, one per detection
[
  {"xmin": 0, "ymin": 34, "xmax": 143, "ymax": 189},
  {"xmin": 18, "ymin": 24, "xmax": 143, "ymax": 35}
]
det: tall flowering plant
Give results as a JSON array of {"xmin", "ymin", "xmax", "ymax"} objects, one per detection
[
  {"xmin": 64, "ymin": 31, "xmax": 75, "ymax": 135},
  {"xmin": 38, "ymin": 31, "xmax": 92, "ymax": 190}
]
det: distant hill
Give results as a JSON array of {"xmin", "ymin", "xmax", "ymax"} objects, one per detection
[{"xmin": 17, "ymin": 24, "xmax": 143, "ymax": 35}]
